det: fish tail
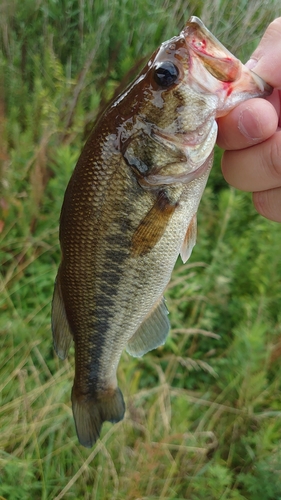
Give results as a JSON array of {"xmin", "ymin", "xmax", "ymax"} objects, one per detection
[{"xmin": 71, "ymin": 385, "xmax": 125, "ymax": 448}]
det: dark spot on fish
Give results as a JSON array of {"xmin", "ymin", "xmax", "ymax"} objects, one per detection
[
  {"xmin": 101, "ymin": 269, "xmax": 121, "ymax": 284},
  {"xmin": 107, "ymin": 248, "xmax": 129, "ymax": 263},
  {"xmin": 96, "ymin": 292, "xmax": 115, "ymax": 311},
  {"xmin": 105, "ymin": 232, "xmax": 124, "ymax": 245},
  {"xmin": 100, "ymin": 281, "xmax": 117, "ymax": 297}
]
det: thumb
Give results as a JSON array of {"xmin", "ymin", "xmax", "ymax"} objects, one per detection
[{"xmin": 246, "ymin": 18, "xmax": 281, "ymax": 89}]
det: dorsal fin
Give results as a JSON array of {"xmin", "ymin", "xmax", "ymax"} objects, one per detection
[
  {"xmin": 51, "ymin": 273, "xmax": 73, "ymax": 359},
  {"xmin": 126, "ymin": 297, "xmax": 170, "ymax": 357}
]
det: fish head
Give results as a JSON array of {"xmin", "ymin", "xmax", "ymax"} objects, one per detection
[
  {"xmin": 136, "ymin": 15, "xmax": 272, "ymax": 128},
  {"xmin": 113, "ymin": 17, "xmax": 271, "ymax": 185}
]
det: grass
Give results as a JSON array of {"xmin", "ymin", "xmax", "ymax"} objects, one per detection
[{"xmin": 1, "ymin": 0, "xmax": 281, "ymax": 498}]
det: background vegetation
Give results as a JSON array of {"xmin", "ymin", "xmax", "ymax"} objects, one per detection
[{"xmin": 1, "ymin": 0, "xmax": 281, "ymax": 498}]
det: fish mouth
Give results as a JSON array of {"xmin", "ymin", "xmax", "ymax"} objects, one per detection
[{"xmin": 182, "ymin": 16, "xmax": 272, "ymax": 100}]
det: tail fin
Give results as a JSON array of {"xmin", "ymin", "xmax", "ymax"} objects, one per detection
[{"xmin": 71, "ymin": 386, "xmax": 125, "ymax": 448}]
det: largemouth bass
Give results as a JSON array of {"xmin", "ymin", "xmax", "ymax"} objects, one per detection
[{"xmin": 52, "ymin": 17, "xmax": 271, "ymax": 447}]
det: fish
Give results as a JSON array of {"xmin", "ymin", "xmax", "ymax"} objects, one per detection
[{"xmin": 51, "ymin": 16, "xmax": 272, "ymax": 448}]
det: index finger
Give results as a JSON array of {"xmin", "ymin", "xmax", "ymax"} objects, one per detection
[{"xmin": 247, "ymin": 18, "xmax": 281, "ymax": 90}]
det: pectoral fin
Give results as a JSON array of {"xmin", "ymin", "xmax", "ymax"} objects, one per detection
[
  {"xmin": 51, "ymin": 273, "xmax": 73, "ymax": 359},
  {"xmin": 126, "ymin": 297, "xmax": 170, "ymax": 357},
  {"xmin": 180, "ymin": 214, "xmax": 197, "ymax": 263},
  {"xmin": 131, "ymin": 191, "xmax": 177, "ymax": 257}
]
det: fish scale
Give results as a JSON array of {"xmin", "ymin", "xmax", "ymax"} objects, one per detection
[{"xmin": 52, "ymin": 16, "xmax": 272, "ymax": 447}]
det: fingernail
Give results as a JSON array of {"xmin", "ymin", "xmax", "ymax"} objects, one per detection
[
  {"xmin": 238, "ymin": 108, "xmax": 263, "ymax": 140},
  {"xmin": 245, "ymin": 58, "xmax": 258, "ymax": 70}
]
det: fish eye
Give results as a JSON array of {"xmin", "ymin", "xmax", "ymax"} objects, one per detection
[{"xmin": 153, "ymin": 61, "xmax": 179, "ymax": 88}]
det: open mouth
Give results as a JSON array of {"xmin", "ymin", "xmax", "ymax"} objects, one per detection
[{"xmin": 180, "ymin": 16, "xmax": 272, "ymax": 100}]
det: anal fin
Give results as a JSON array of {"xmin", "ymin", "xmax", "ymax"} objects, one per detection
[
  {"xmin": 126, "ymin": 297, "xmax": 170, "ymax": 357},
  {"xmin": 51, "ymin": 273, "xmax": 73, "ymax": 359},
  {"xmin": 180, "ymin": 214, "xmax": 197, "ymax": 264}
]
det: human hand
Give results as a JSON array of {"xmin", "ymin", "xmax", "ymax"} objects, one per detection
[{"xmin": 217, "ymin": 18, "xmax": 281, "ymax": 222}]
